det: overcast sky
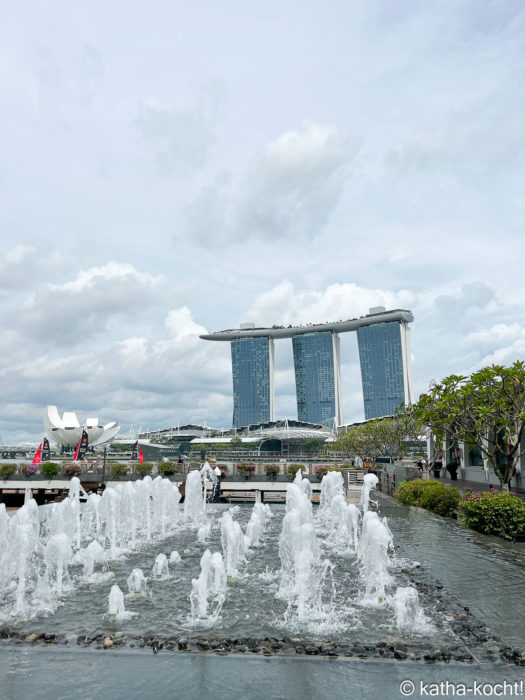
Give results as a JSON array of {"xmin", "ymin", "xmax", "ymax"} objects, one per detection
[{"xmin": 1, "ymin": 0, "xmax": 524, "ymax": 443}]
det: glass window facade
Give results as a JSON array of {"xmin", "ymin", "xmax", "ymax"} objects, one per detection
[
  {"xmin": 292, "ymin": 332, "xmax": 336, "ymax": 425},
  {"xmin": 468, "ymin": 446, "xmax": 484, "ymax": 467},
  {"xmin": 357, "ymin": 322, "xmax": 406, "ymax": 419},
  {"xmin": 231, "ymin": 337, "xmax": 273, "ymax": 427}
]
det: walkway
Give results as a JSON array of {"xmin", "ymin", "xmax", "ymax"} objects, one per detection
[{"xmin": 438, "ymin": 475, "xmax": 525, "ymax": 498}]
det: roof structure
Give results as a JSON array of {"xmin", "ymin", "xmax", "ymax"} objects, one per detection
[
  {"xmin": 138, "ymin": 419, "xmax": 335, "ymax": 444},
  {"xmin": 225, "ymin": 419, "xmax": 335, "ymax": 441},
  {"xmin": 138, "ymin": 424, "xmax": 214, "ymax": 440},
  {"xmin": 200, "ymin": 309, "xmax": 414, "ymax": 341},
  {"xmin": 43, "ymin": 405, "xmax": 120, "ymax": 447}
]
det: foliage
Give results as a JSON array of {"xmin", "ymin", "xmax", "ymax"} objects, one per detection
[
  {"xmin": 110, "ymin": 443, "xmax": 130, "ymax": 453},
  {"xmin": 302, "ymin": 438, "xmax": 322, "ymax": 453},
  {"xmin": 332, "ymin": 422, "xmax": 382, "ymax": 468},
  {"xmin": 418, "ymin": 483, "xmax": 461, "ymax": 516},
  {"xmin": 41, "ymin": 462, "xmax": 61, "ymax": 479},
  {"xmin": 287, "ymin": 463, "xmax": 303, "ymax": 478},
  {"xmin": 459, "ymin": 490, "xmax": 525, "ymax": 540},
  {"xmin": 135, "ymin": 462, "xmax": 153, "ymax": 476},
  {"xmin": 216, "ymin": 464, "xmax": 229, "ymax": 477},
  {"xmin": 394, "ymin": 479, "xmax": 460, "ymax": 516},
  {"xmin": 62, "ymin": 463, "xmax": 82, "ymax": 477},
  {"xmin": 416, "ymin": 362, "xmax": 525, "ymax": 490},
  {"xmin": 314, "ymin": 465, "xmax": 328, "ymax": 478},
  {"xmin": 19, "ymin": 463, "xmax": 38, "ymax": 477},
  {"xmin": 238, "ymin": 462, "xmax": 256, "ymax": 477},
  {"xmin": 159, "ymin": 462, "xmax": 179, "ymax": 475},
  {"xmin": 394, "ymin": 479, "xmax": 443, "ymax": 506},
  {"xmin": 264, "ymin": 464, "xmax": 280, "ymax": 479},
  {"xmin": 0, "ymin": 463, "xmax": 17, "ymax": 478},
  {"xmin": 230, "ymin": 437, "xmax": 243, "ymax": 450},
  {"xmin": 110, "ymin": 463, "xmax": 130, "ymax": 477}
]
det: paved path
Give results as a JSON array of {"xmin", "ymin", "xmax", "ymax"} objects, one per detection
[{"xmin": 438, "ymin": 475, "xmax": 525, "ymax": 498}]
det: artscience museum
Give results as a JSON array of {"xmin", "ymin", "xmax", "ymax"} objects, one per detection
[{"xmin": 43, "ymin": 404, "xmax": 120, "ymax": 448}]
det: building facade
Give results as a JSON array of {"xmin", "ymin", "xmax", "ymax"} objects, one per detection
[
  {"xmin": 292, "ymin": 331, "xmax": 342, "ymax": 426},
  {"xmin": 201, "ymin": 307, "xmax": 413, "ymax": 427},
  {"xmin": 231, "ymin": 336, "xmax": 274, "ymax": 427},
  {"xmin": 357, "ymin": 321, "xmax": 412, "ymax": 419}
]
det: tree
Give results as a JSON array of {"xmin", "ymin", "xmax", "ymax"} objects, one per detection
[
  {"xmin": 333, "ymin": 408, "xmax": 434, "ymax": 477},
  {"xmin": 416, "ymin": 362, "xmax": 525, "ymax": 491},
  {"xmin": 332, "ymin": 421, "xmax": 383, "ymax": 468},
  {"xmin": 230, "ymin": 437, "xmax": 243, "ymax": 451},
  {"xmin": 302, "ymin": 438, "xmax": 322, "ymax": 453},
  {"xmin": 389, "ymin": 404, "xmax": 440, "ymax": 479}
]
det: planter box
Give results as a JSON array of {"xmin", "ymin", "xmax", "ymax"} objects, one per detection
[{"xmin": 220, "ymin": 474, "xmax": 320, "ymax": 483}]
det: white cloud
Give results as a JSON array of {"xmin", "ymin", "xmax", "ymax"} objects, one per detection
[
  {"xmin": 242, "ymin": 280, "xmax": 416, "ymax": 327},
  {"xmin": 49, "ymin": 261, "xmax": 162, "ymax": 295},
  {"xmin": 184, "ymin": 122, "xmax": 359, "ymax": 244},
  {"xmin": 12, "ymin": 262, "xmax": 165, "ymax": 345},
  {"xmin": 0, "ymin": 0, "xmax": 524, "ymax": 441}
]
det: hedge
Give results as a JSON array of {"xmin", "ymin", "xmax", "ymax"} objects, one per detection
[
  {"xmin": 394, "ymin": 479, "xmax": 460, "ymax": 516},
  {"xmin": 459, "ymin": 490, "xmax": 525, "ymax": 541}
]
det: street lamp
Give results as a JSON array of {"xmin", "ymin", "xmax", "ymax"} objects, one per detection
[{"xmin": 102, "ymin": 445, "xmax": 107, "ymax": 488}]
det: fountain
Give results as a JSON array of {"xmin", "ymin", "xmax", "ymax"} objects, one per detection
[
  {"xmin": 127, "ymin": 568, "xmax": 147, "ymax": 597},
  {"xmin": 220, "ymin": 510, "xmax": 249, "ymax": 579},
  {"xmin": 189, "ymin": 549, "xmax": 227, "ymax": 624},
  {"xmin": 107, "ymin": 584, "xmax": 134, "ymax": 620},
  {"xmin": 151, "ymin": 553, "xmax": 169, "ymax": 580},
  {"xmin": 360, "ymin": 472, "xmax": 379, "ymax": 514},
  {"xmin": 245, "ymin": 502, "xmax": 272, "ymax": 547},
  {"xmin": 316, "ymin": 470, "xmax": 360, "ymax": 552},
  {"xmin": 184, "ymin": 471, "xmax": 207, "ymax": 526},
  {"xmin": 0, "ymin": 475, "xmax": 183, "ymax": 624},
  {"xmin": 44, "ymin": 533, "xmax": 72, "ymax": 597},
  {"xmin": 278, "ymin": 480, "xmax": 335, "ymax": 625},
  {"xmin": 357, "ymin": 510, "xmax": 394, "ymax": 606},
  {"xmin": 393, "ymin": 586, "xmax": 431, "ymax": 632},
  {"xmin": 169, "ymin": 551, "xmax": 182, "ymax": 565},
  {"xmin": 0, "ymin": 467, "xmax": 522, "ymax": 700},
  {"xmin": 80, "ymin": 540, "xmax": 106, "ymax": 578},
  {"xmin": 0, "ymin": 468, "xmax": 501, "ymax": 671}
]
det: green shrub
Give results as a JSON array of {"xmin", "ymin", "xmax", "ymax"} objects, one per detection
[
  {"xmin": 287, "ymin": 464, "xmax": 303, "ymax": 478},
  {"xmin": 418, "ymin": 483, "xmax": 460, "ymax": 516},
  {"xmin": 394, "ymin": 479, "xmax": 442, "ymax": 506},
  {"xmin": 41, "ymin": 462, "xmax": 61, "ymax": 479},
  {"xmin": 265, "ymin": 464, "xmax": 279, "ymax": 479},
  {"xmin": 159, "ymin": 462, "xmax": 178, "ymax": 476},
  {"xmin": 0, "ymin": 463, "xmax": 17, "ymax": 478},
  {"xmin": 459, "ymin": 490, "xmax": 525, "ymax": 541},
  {"xmin": 110, "ymin": 463, "xmax": 130, "ymax": 477},
  {"xmin": 135, "ymin": 462, "xmax": 153, "ymax": 476}
]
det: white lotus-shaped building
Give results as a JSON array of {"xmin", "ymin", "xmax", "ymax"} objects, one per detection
[{"xmin": 44, "ymin": 405, "xmax": 120, "ymax": 447}]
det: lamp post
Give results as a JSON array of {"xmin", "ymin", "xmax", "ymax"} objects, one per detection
[{"xmin": 102, "ymin": 445, "xmax": 107, "ymax": 488}]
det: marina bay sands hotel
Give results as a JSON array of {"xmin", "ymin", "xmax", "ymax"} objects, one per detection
[{"xmin": 200, "ymin": 307, "xmax": 414, "ymax": 428}]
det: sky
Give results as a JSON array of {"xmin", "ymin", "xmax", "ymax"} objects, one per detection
[{"xmin": 1, "ymin": 0, "xmax": 524, "ymax": 444}]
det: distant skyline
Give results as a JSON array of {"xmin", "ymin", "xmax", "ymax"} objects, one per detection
[{"xmin": 1, "ymin": 0, "xmax": 524, "ymax": 443}]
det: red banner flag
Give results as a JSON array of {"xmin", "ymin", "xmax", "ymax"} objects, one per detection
[
  {"xmin": 32, "ymin": 443, "xmax": 42, "ymax": 464},
  {"xmin": 138, "ymin": 445, "xmax": 145, "ymax": 462}
]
